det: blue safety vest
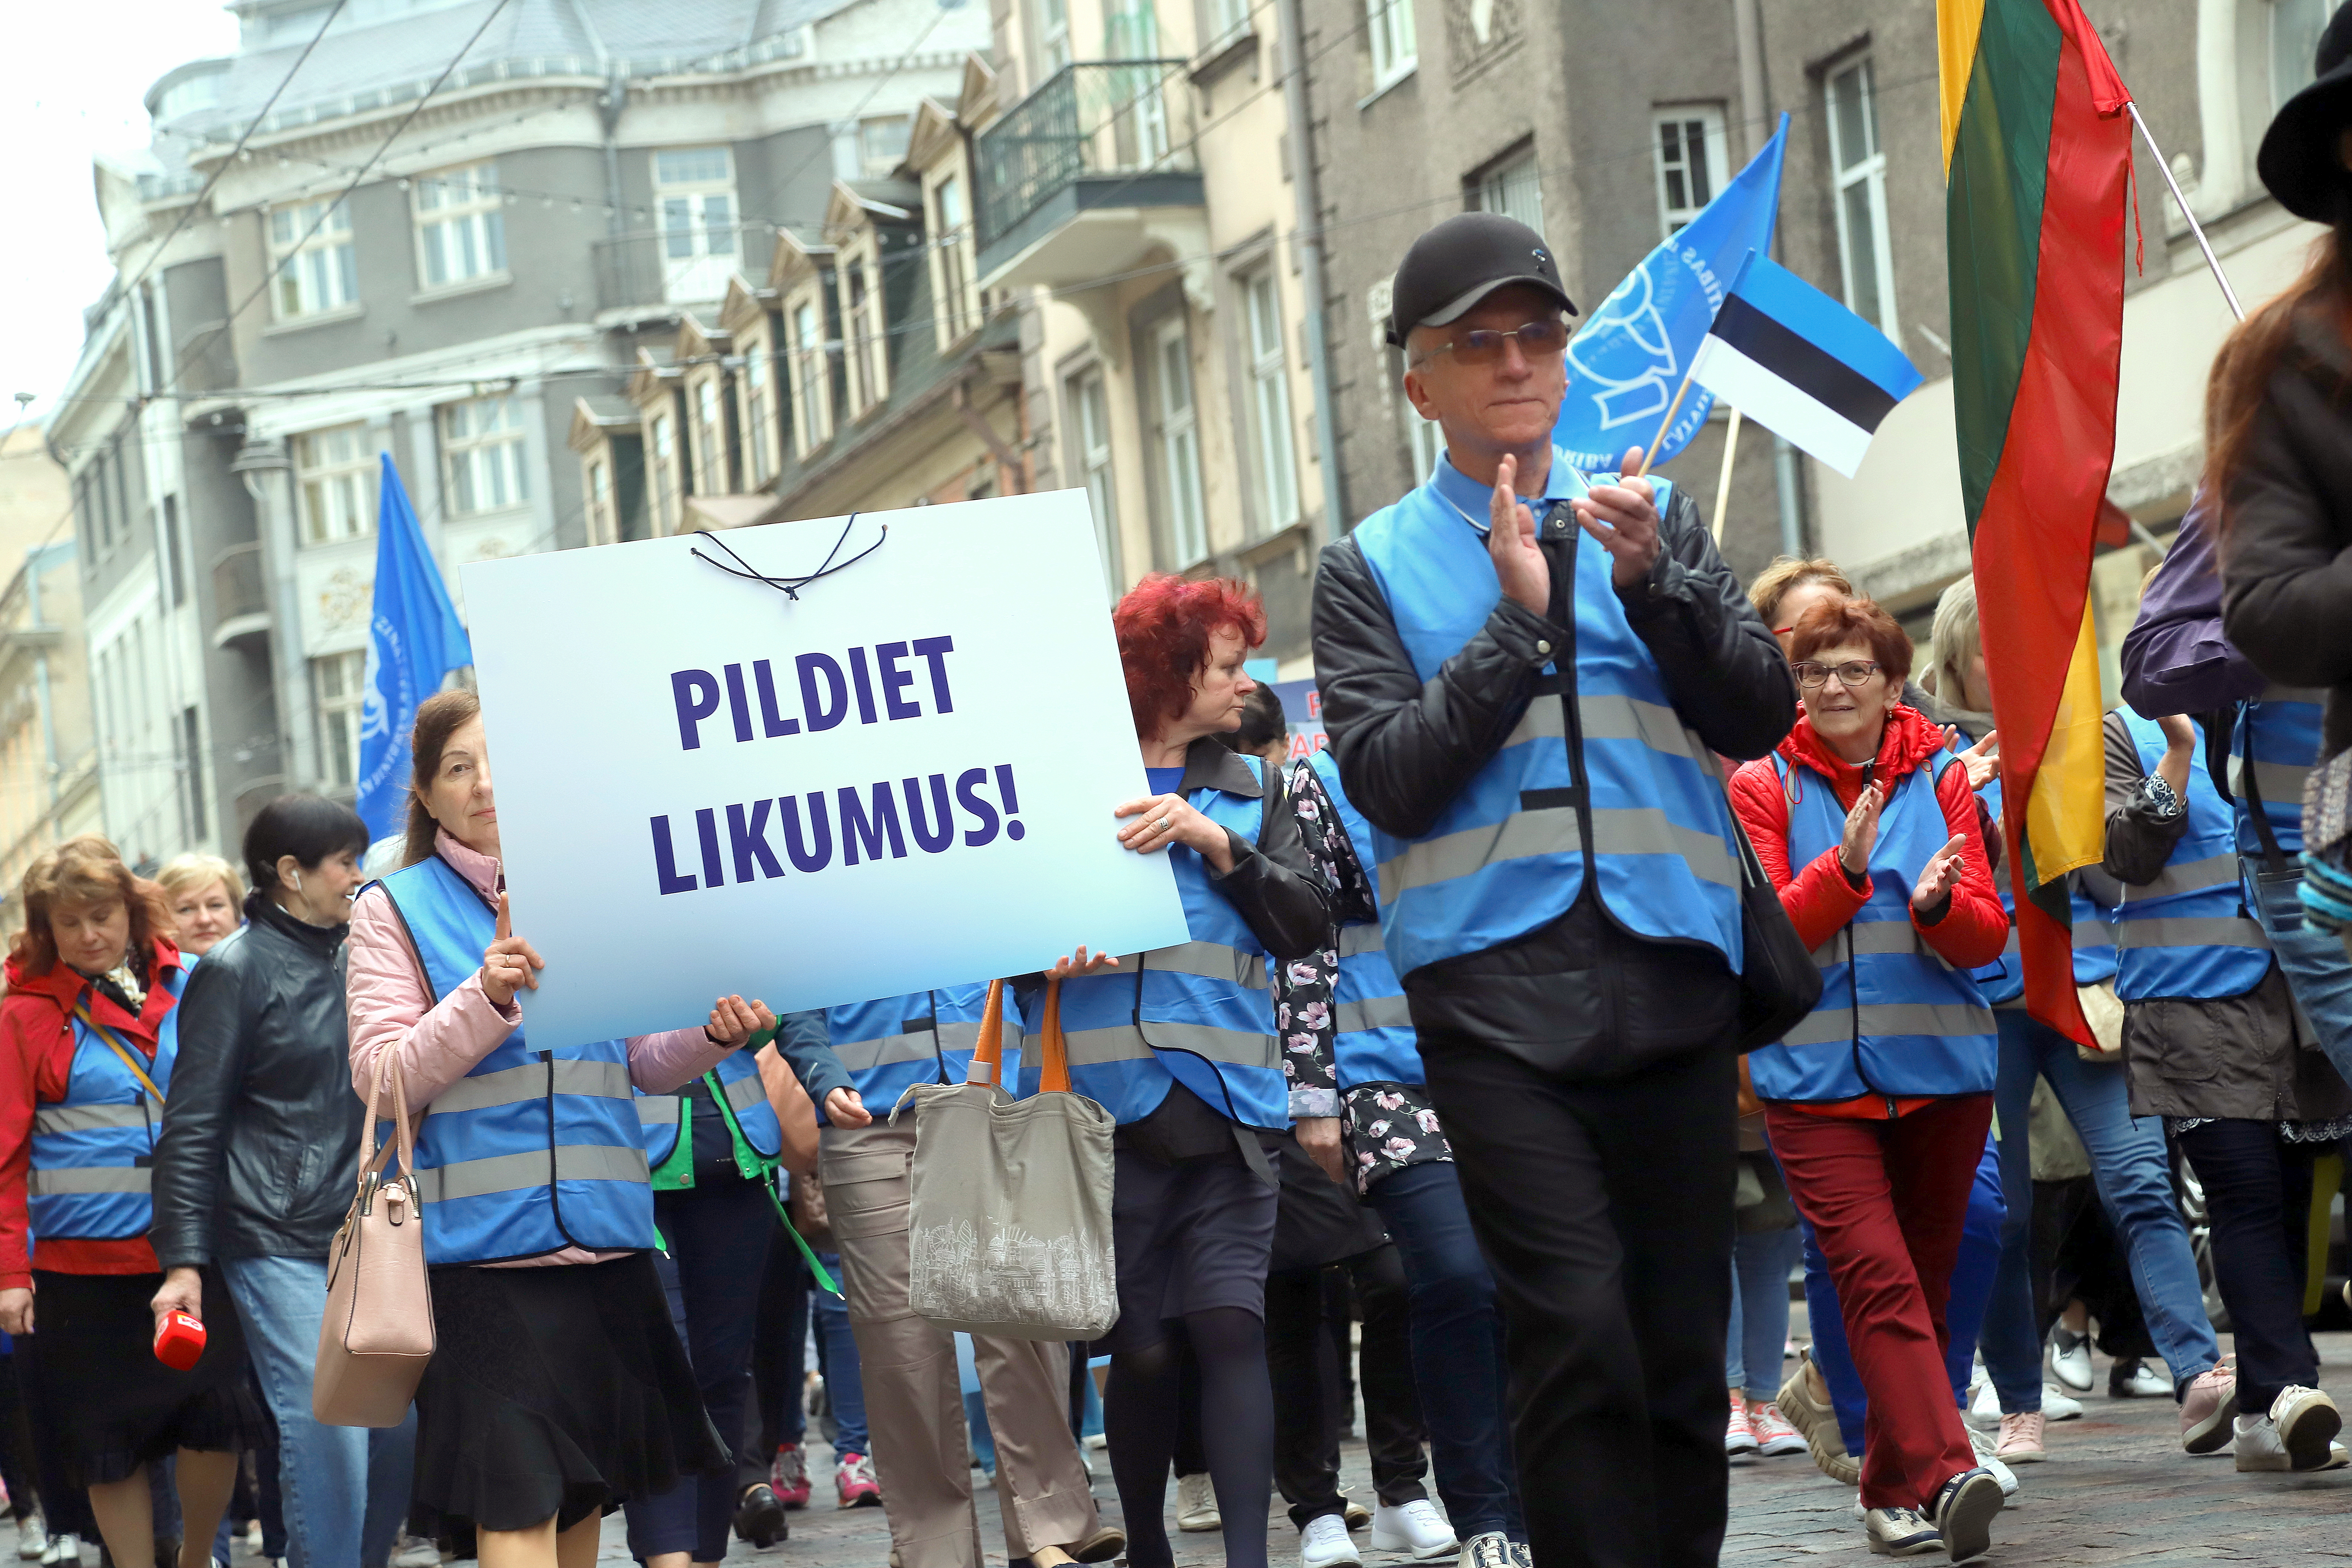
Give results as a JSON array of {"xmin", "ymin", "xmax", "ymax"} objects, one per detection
[
  {"xmin": 2071, "ymin": 869, "xmax": 2122, "ymax": 986},
  {"xmin": 638, "ymin": 1049, "xmax": 784, "ymax": 1171},
  {"xmin": 376, "ymin": 856, "xmax": 654, "ymax": 1264},
  {"xmin": 1945, "ymin": 723, "xmax": 2026, "ymax": 1006},
  {"xmin": 1016, "ymin": 755, "xmax": 1287, "ymax": 1129},
  {"xmin": 2230, "ymin": 685, "xmax": 2325, "ymax": 862},
  {"xmin": 27, "ymin": 963, "xmax": 187, "ymax": 1241},
  {"xmin": 2113, "ymin": 713, "xmax": 2271, "ymax": 1002},
  {"xmin": 1349, "ymin": 457, "xmax": 1743, "ymax": 980},
  {"xmin": 824, "ymin": 983, "xmax": 1023, "ymax": 1123},
  {"xmin": 1747, "ymin": 755, "xmax": 1997, "ymax": 1102},
  {"xmin": 1305, "ymin": 749, "xmax": 1420, "ymax": 1088}
]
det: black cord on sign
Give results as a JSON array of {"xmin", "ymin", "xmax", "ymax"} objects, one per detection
[{"xmin": 688, "ymin": 515, "xmax": 888, "ymax": 602}]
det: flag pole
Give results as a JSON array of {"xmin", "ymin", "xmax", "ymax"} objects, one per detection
[
  {"xmin": 1710, "ymin": 408, "xmax": 1744, "ymax": 544},
  {"xmin": 2126, "ymin": 101, "xmax": 2245, "ymax": 322},
  {"xmin": 1629, "ymin": 368, "xmax": 1697, "ymax": 479}
]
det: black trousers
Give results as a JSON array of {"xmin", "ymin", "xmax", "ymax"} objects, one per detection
[
  {"xmin": 1267, "ymin": 1245, "xmax": 1428, "ymax": 1527},
  {"xmin": 1420, "ymin": 1032, "xmax": 1735, "ymax": 1568},
  {"xmin": 2176, "ymin": 1119, "xmax": 2320, "ymax": 1413}
]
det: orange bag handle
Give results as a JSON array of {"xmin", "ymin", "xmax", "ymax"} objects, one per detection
[{"xmin": 963, "ymin": 977, "xmax": 1071, "ymax": 1093}]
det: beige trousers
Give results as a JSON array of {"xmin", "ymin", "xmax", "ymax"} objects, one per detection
[{"xmin": 821, "ymin": 1119, "xmax": 1099, "ymax": 1568}]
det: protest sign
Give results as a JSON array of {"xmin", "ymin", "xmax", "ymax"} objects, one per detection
[{"xmin": 459, "ymin": 490, "xmax": 1190, "ymax": 1048}]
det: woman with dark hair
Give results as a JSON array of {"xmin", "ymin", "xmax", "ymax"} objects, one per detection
[
  {"xmin": 1030, "ymin": 573, "xmax": 1329, "ymax": 1568},
  {"xmin": 345, "ymin": 690, "xmax": 774, "ymax": 1568},
  {"xmin": 149, "ymin": 795, "xmax": 415, "ymax": 1568},
  {"xmin": 0, "ymin": 835, "xmax": 259, "ymax": 1568},
  {"xmin": 1729, "ymin": 598, "xmax": 2009, "ymax": 1563}
]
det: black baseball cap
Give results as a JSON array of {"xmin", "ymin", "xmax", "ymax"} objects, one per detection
[{"xmin": 1385, "ymin": 212, "xmax": 1576, "ymax": 348}]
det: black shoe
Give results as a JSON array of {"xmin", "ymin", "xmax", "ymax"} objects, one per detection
[{"xmin": 732, "ymin": 1484, "xmax": 788, "ymax": 1548}]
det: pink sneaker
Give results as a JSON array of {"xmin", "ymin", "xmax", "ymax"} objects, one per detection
[
  {"xmin": 836, "ymin": 1451, "xmax": 882, "ymax": 1508},
  {"xmin": 770, "ymin": 1444, "xmax": 810, "ymax": 1509},
  {"xmin": 1994, "ymin": 1410, "xmax": 2047, "ymax": 1463},
  {"xmin": 2181, "ymin": 1364, "xmax": 2239, "ymax": 1455},
  {"xmin": 1749, "ymin": 1401, "xmax": 1807, "ymax": 1456},
  {"xmin": 1724, "ymin": 1391, "xmax": 1758, "ymax": 1457}
]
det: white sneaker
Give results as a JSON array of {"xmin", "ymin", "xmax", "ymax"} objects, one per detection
[
  {"xmin": 2107, "ymin": 1358, "xmax": 2171, "ymax": 1399},
  {"xmin": 2041, "ymin": 1385, "xmax": 2084, "ymax": 1421},
  {"xmin": 36, "ymin": 1535, "xmax": 76, "ymax": 1568},
  {"xmin": 2268, "ymin": 1384, "xmax": 2343, "ymax": 1471},
  {"xmin": 1370, "ymin": 1501, "xmax": 1456, "ymax": 1561},
  {"xmin": 1966, "ymin": 1427, "xmax": 2020, "ymax": 1498},
  {"xmin": 390, "ymin": 1534, "xmax": 440, "ymax": 1568},
  {"xmin": 2235, "ymin": 1413, "xmax": 2292, "ymax": 1471},
  {"xmin": 1455, "ymin": 1534, "xmax": 1512, "ymax": 1568},
  {"xmin": 1862, "ymin": 1507, "xmax": 1941, "ymax": 1557},
  {"xmin": 2047, "ymin": 1327, "xmax": 2094, "ymax": 1392},
  {"xmin": 14, "ymin": 1515, "xmax": 43, "ymax": 1562},
  {"xmin": 1176, "ymin": 1472, "xmax": 1222, "ymax": 1532},
  {"xmin": 1966, "ymin": 1380, "xmax": 2000, "ymax": 1427},
  {"xmin": 1302, "ymin": 1514, "xmax": 1362, "ymax": 1568}
]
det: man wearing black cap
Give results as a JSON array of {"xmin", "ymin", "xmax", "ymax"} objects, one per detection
[{"xmin": 1309, "ymin": 212, "xmax": 1796, "ymax": 1566}]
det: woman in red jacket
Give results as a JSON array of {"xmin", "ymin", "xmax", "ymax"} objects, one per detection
[{"xmin": 1729, "ymin": 598, "xmax": 2009, "ymax": 1564}]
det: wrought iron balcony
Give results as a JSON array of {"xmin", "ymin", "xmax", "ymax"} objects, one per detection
[{"xmin": 974, "ymin": 60, "xmax": 1203, "ymax": 285}]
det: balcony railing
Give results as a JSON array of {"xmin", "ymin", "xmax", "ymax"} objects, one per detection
[
  {"xmin": 591, "ymin": 226, "xmax": 771, "ymax": 314},
  {"xmin": 974, "ymin": 61, "xmax": 1199, "ymax": 254}
]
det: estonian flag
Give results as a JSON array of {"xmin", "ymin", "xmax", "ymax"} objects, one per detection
[{"xmin": 1687, "ymin": 251, "xmax": 1923, "ymax": 478}]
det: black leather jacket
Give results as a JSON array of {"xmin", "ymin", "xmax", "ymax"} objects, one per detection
[{"xmin": 152, "ymin": 893, "xmax": 364, "ymax": 1268}]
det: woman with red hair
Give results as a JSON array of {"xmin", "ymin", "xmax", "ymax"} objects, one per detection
[
  {"xmin": 1023, "ymin": 573, "xmax": 1328, "ymax": 1568},
  {"xmin": 1728, "ymin": 597, "xmax": 2009, "ymax": 1563}
]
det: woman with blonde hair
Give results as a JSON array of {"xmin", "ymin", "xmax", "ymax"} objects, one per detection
[
  {"xmin": 1749, "ymin": 557, "xmax": 1854, "ymax": 645},
  {"xmin": 0, "ymin": 836, "xmax": 258, "ymax": 1568},
  {"xmin": 154, "ymin": 857, "xmax": 244, "ymax": 960}
]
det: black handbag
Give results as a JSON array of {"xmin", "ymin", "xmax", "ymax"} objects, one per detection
[{"xmin": 1728, "ymin": 812, "xmax": 1822, "ymax": 1052}]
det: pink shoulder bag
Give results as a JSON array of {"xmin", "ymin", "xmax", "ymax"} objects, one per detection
[{"xmin": 312, "ymin": 1047, "xmax": 435, "ymax": 1426}]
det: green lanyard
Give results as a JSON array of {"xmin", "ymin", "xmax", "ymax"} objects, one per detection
[{"xmin": 651, "ymin": 1070, "xmax": 838, "ymax": 1296}]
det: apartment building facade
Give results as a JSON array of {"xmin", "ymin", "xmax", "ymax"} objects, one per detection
[{"xmin": 0, "ymin": 427, "xmax": 100, "ymax": 897}]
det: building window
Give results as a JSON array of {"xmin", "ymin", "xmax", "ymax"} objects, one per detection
[
  {"xmin": 1038, "ymin": 0, "xmax": 1071, "ymax": 71},
  {"xmin": 162, "ymin": 495, "xmax": 185, "ymax": 606},
  {"xmin": 1209, "ymin": 0, "xmax": 1251, "ymax": 45},
  {"xmin": 692, "ymin": 376, "xmax": 730, "ymax": 493},
  {"xmin": 180, "ymin": 707, "xmax": 206, "ymax": 839},
  {"xmin": 268, "ymin": 197, "xmax": 358, "ymax": 319},
  {"xmin": 861, "ymin": 116, "xmax": 912, "ymax": 178},
  {"xmin": 841, "ymin": 246, "xmax": 888, "ymax": 415},
  {"xmin": 441, "ymin": 395, "xmax": 530, "ymax": 516},
  {"xmin": 1367, "ymin": 0, "xmax": 1417, "ymax": 89},
  {"xmin": 1407, "ymin": 406, "xmax": 1443, "ymax": 482},
  {"xmin": 414, "ymin": 160, "xmax": 507, "ymax": 288},
  {"xmin": 1473, "ymin": 146, "xmax": 1544, "ymax": 239},
  {"xmin": 932, "ymin": 172, "xmax": 982, "ymax": 347},
  {"xmin": 654, "ymin": 148, "xmax": 738, "ymax": 263},
  {"xmin": 1652, "ymin": 106, "xmax": 1727, "ymax": 236},
  {"xmin": 1152, "ymin": 317, "xmax": 1207, "ymax": 567},
  {"xmin": 1243, "ymin": 272, "xmax": 1298, "ymax": 533},
  {"xmin": 649, "ymin": 412, "xmax": 678, "ymax": 535},
  {"xmin": 789, "ymin": 296, "xmax": 832, "ymax": 455},
  {"xmin": 1825, "ymin": 55, "xmax": 1897, "ymax": 340},
  {"xmin": 586, "ymin": 456, "xmax": 614, "ymax": 544},
  {"xmin": 740, "ymin": 334, "xmax": 775, "ymax": 484},
  {"xmin": 313, "ymin": 650, "xmax": 366, "ymax": 787},
  {"xmin": 294, "ymin": 425, "xmax": 374, "ymax": 545},
  {"xmin": 2274, "ymin": 0, "xmax": 2330, "ymax": 110},
  {"xmin": 1067, "ymin": 367, "xmax": 1118, "ymax": 592}
]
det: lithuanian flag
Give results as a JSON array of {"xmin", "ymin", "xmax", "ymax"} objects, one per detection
[{"xmin": 1939, "ymin": 0, "xmax": 2131, "ymax": 1045}]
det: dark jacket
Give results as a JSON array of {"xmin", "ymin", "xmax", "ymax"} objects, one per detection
[
  {"xmin": 2101, "ymin": 709, "xmax": 2351, "ymax": 1123},
  {"xmin": 151, "ymin": 893, "xmax": 364, "ymax": 1268},
  {"xmin": 2219, "ymin": 312, "xmax": 2352, "ymax": 761},
  {"xmin": 1311, "ymin": 472, "xmax": 1796, "ymax": 1071}
]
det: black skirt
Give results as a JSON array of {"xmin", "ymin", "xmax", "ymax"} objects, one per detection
[
  {"xmin": 411, "ymin": 1251, "xmax": 729, "ymax": 1533},
  {"xmin": 25, "ymin": 1268, "xmax": 263, "ymax": 1487}
]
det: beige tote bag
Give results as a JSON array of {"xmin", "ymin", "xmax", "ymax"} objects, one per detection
[
  {"xmin": 901, "ymin": 979, "xmax": 1118, "ymax": 1340},
  {"xmin": 313, "ymin": 1049, "xmax": 435, "ymax": 1426}
]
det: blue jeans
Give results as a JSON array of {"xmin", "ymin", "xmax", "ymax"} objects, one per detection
[
  {"xmin": 1726, "ymin": 1226, "xmax": 1801, "ymax": 1403},
  {"xmin": 1365, "ymin": 1161, "xmax": 1524, "ymax": 1542},
  {"xmin": 1978, "ymin": 1009, "xmax": 2219, "ymax": 1412},
  {"xmin": 220, "ymin": 1256, "xmax": 415, "ymax": 1568},
  {"xmin": 812, "ymin": 1253, "xmax": 869, "ymax": 1455},
  {"xmin": 2248, "ymin": 861, "xmax": 2352, "ymax": 1082},
  {"xmin": 1796, "ymin": 1132, "xmax": 2004, "ymax": 1450}
]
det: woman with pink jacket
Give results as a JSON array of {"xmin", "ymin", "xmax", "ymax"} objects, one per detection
[{"xmin": 345, "ymin": 690, "xmax": 771, "ymax": 1568}]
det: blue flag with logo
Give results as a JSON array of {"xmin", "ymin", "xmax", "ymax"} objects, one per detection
[
  {"xmin": 1554, "ymin": 113, "xmax": 1788, "ymax": 472},
  {"xmin": 356, "ymin": 455, "xmax": 472, "ymax": 840}
]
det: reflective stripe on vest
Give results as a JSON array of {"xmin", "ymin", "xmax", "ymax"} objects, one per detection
[
  {"xmin": 28, "ymin": 965, "xmax": 185, "ymax": 1242},
  {"xmin": 825, "ymin": 984, "xmax": 1021, "ymax": 1119},
  {"xmin": 1351, "ymin": 459, "xmax": 1743, "ymax": 979},
  {"xmin": 2114, "ymin": 712, "xmax": 2270, "ymax": 1002},
  {"xmin": 2230, "ymin": 686, "xmax": 2324, "ymax": 859},
  {"xmin": 1308, "ymin": 749, "xmax": 1423, "ymax": 1089},
  {"xmin": 1746, "ymin": 756, "xmax": 1995, "ymax": 1102},
  {"xmin": 376, "ymin": 856, "xmax": 654, "ymax": 1263},
  {"xmin": 1017, "ymin": 760, "xmax": 1288, "ymax": 1128},
  {"xmin": 2071, "ymin": 868, "xmax": 2122, "ymax": 986},
  {"xmin": 1946, "ymin": 725, "xmax": 2023, "ymax": 1005}
]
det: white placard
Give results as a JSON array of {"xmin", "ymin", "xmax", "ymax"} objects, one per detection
[{"xmin": 460, "ymin": 490, "xmax": 1187, "ymax": 1047}]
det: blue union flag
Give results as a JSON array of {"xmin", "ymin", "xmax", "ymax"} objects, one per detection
[{"xmin": 356, "ymin": 456, "xmax": 472, "ymax": 840}]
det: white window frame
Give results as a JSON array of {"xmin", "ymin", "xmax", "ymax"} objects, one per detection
[
  {"xmin": 413, "ymin": 159, "xmax": 507, "ymax": 289},
  {"xmin": 1038, "ymin": 0, "xmax": 1071, "ymax": 73},
  {"xmin": 313, "ymin": 649, "xmax": 367, "ymax": 787},
  {"xmin": 931, "ymin": 169, "xmax": 982, "ymax": 349},
  {"xmin": 294, "ymin": 424, "xmax": 374, "ymax": 545},
  {"xmin": 585, "ymin": 453, "xmax": 615, "ymax": 545},
  {"xmin": 1474, "ymin": 147, "xmax": 1545, "ymax": 240},
  {"xmin": 1242, "ymin": 271, "xmax": 1299, "ymax": 533},
  {"xmin": 1651, "ymin": 105, "xmax": 1729, "ymax": 238},
  {"xmin": 1152, "ymin": 316, "xmax": 1207, "ymax": 568},
  {"xmin": 1367, "ymin": 0, "xmax": 1417, "ymax": 90},
  {"xmin": 861, "ymin": 116, "xmax": 912, "ymax": 178},
  {"xmin": 1208, "ymin": 0, "xmax": 1252, "ymax": 46},
  {"xmin": 440, "ymin": 395, "xmax": 531, "ymax": 517},
  {"xmin": 1825, "ymin": 55, "xmax": 1899, "ymax": 342},
  {"xmin": 691, "ymin": 373, "xmax": 731, "ymax": 493},
  {"xmin": 839, "ymin": 239, "xmax": 889, "ymax": 416},
  {"xmin": 648, "ymin": 410, "xmax": 679, "ymax": 536},
  {"xmin": 268, "ymin": 196, "xmax": 358, "ymax": 320},
  {"xmin": 788, "ymin": 290, "xmax": 833, "ymax": 455},
  {"xmin": 653, "ymin": 148, "xmax": 740, "ymax": 265},
  {"xmin": 1067, "ymin": 366, "xmax": 1118, "ymax": 593},
  {"xmin": 738, "ymin": 328, "xmax": 776, "ymax": 485}
]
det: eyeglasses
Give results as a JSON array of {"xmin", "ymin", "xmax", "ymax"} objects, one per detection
[
  {"xmin": 1414, "ymin": 319, "xmax": 1569, "ymax": 368},
  {"xmin": 1792, "ymin": 660, "xmax": 1883, "ymax": 691}
]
